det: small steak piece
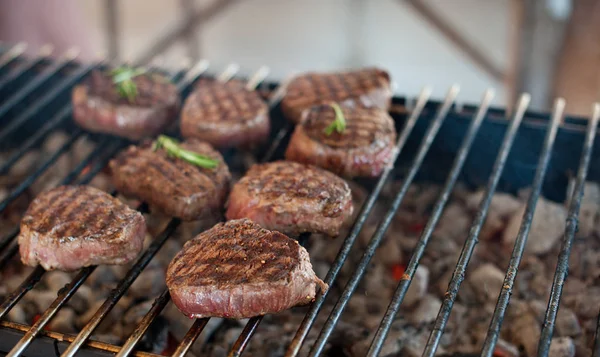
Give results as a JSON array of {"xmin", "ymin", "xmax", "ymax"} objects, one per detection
[
  {"xmin": 285, "ymin": 103, "xmax": 397, "ymax": 178},
  {"xmin": 72, "ymin": 70, "xmax": 180, "ymax": 140},
  {"xmin": 18, "ymin": 185, "xmax": 146, "ymax": 271},
  {"xmin": 281, "ymin": 67, "xmax": 392, "ymax": 123},
  {"xmin": 180, "ymin": 79, "xmax": 270, "ymax": 149},
  {"xmin": 110, "ymin": 139, "xmax": 231, "ymax": 221},
  {"xmin": 226, "ymin": 161, "xmax": 353, "ymax": 237},
  {"xmin": 167, "ymin": 218, "xmax": 328, "ymax": 318}
]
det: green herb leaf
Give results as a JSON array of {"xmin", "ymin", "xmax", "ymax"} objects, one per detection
[
  {"xmin": 153, "ymin": 135, "xmax": 219, "ymax": 169},
  {"xmin": 110, "ymin": 66, "xmax": 146, "ymax": 103},
  {"xmin": 323, "ymin": 102, "xmax": 346, "ymax": 136}
]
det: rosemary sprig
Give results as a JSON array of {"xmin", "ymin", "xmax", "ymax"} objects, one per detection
[
  {"xmin": 111, "ymin": 66, "xmax": 146, "ymax": 103},
  {"xmin": 152, "ymin": 135, "xmax": 219, "ymax": 169},
  {"xmin": 323, "ymin": 102, "xmax": 347, "ymax": 136}
]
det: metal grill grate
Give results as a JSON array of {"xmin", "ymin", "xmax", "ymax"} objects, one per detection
[{"xmin": 0, "ymin": 42, "xmax": 599, "ymax": 357}]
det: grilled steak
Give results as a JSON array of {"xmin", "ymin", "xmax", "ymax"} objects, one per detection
[
  {"xmin": 72, "ymin": 70, "xmax": 180, "ymax": 140},
  {"xmin": 226, "ymin": 161, "xmax": 353, "ymax": 237},
  {"xmin": 180, "ymin": 79, "xmax": 270, "ymax": 149},
  {"xmin": 18, "ymin": 185, "xmax": 146, "ymax": 271},
  {"xmin": 285, "ymin": 103, "xmax": 397, "ymax": 178},
  {"xmin": 281, "ymin": 67, "xmax": 392, "ymax": 123},
  {"xmin": 110, "ymin": 139, "xmax": 231, "ymax": 221},
  {"xmin": 166, "ymin": 218, "xmax": 328, "ymax": 318}
]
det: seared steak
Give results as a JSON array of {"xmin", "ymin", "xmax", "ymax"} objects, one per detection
[
  {"xmin": 281, "ymin": 67, "xmax": 392, "ymax": 123},
  {"xmin": 72, "ymin": 70, "xmax": 180, "ymax": 140},
  {"xmin": 110, "ymin": 139, "xmax": 231, "ymax": 221},
  {"xmin": 180, "ymin": 79, "xmax": 270, "ymax": 149},
  {"xmin": 18, "ymin": 185, "xmax": 146, "ymax": 271},
  {"xmin": 226, "ymin": 161, "xmax": 353, "ymax": 237},
  {"xmin": 166, "ymin": 218, "xmax": 328, "ymax": 318},
  {"xmin": 285, "ymin": 103, "xmax": 397, "ymax": 178}
]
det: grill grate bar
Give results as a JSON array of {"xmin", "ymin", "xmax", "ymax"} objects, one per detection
[
  {"xmin": 307, "ymin": 85, "xmax": 460, "ymax": 357},
  {"xmin": 0, "ymin": 62, "xmax": 96, "ymax": 144},
  {"xmin": 480, "ymin": 98, "xmax": 566, "ymax": 357},
  {"xmin": 171, "ymin": 318, "xmax": 210, "ymax": 357},
  {"xmin": 536, "ymin": 104, "xmax": 600, "ymax": 356},
  {"xmin": 227, "ymin": 316, "xmax": 262, "ymax": 357},
  {"xmin": 0, "ymin": 128, "xmax": 85, "ymax": 213},
  {"xmin": 0, "ymin": 51, "xmax": 77, "ymax": 120},
  {"xmin": 0, "ymin": 53, "xmax": 49, "ymax": 92},
  {"xmin": 115, "ymin": 290, "xmax": 171, "ymax": 357},
  {"xmin": 0, "ymin": 266, "xmax": 45, "ymax": 320},
  {"xmin": 421, "ymin": 93, "xmax": 531, "ymax": 357},
  {"xmin": 594, "ymin": 309, "xmax": 600, "ymax": 357},
  {"xmin": 0, "ymin": 43, "xmax": 26, "ymax": 71},
  {"xmin": 367, "ymin": 88, "xmax": 495, "ymax": 356},
  {"xmin": 285, "ymin": 86, "xmax": 433, "ymax": 357}
]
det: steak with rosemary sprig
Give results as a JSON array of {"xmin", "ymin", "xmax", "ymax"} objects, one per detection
[
  {"xmin": 285, "ymin": 103, "xmax": 397, "ymax": 178},
  {"xmin": 72, "ymin": 68, "xmax": 180, "ymax": 140},
  {"xmin": 226, "ymin": 161, "xmax": 353, "ymax": 237},
  {"xmin": 180, "ymin": 79, "xmax": 270, "ymax": 149},
  {"xmin": 166, "ymin": 218, "xmax": 328, "ymax": 319},
  {"xmin": 281, "ymin": 67, "xmax": 392, "ymax": 124},
  {"xmin": 18, "ymin": 185, "xmax": 146, "ymax": 271},
  {"xmin": 110, "ymin": 137, "xmax": 231, "ymax": 221}
]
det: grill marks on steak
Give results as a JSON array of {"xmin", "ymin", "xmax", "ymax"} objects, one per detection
[
  {"xmin": 18, "ymin": 185, "xmax": 146, "ymax": 271},
  {"xmin": 285, "ymin": 104, "xmax": 397, "ymax": 178},
  {"xmin": 180, "ymin": 79, "xmax": 270, "ymax": 149},
  {"xmin": 72, "ymin": 70, "xmax": 180, "ymax": 140},
  {"xmin": 281, "ymin": 67, "xmax": 392, "ymax": 123},
  {"xmin": 166, "ymin": 219, "xmax": 327, "ymax": 318},
  {"xmin": 226, "ymin": 161, "xmax": 353, "ymax": 237},
  {"xmin": 110, "ymin": 139, "xmax": 231, "ymax": 221}
]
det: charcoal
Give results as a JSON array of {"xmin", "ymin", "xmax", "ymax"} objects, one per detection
[{"xmin": 549, "ymin": 337, "xmax": 576, "ymax": 357}]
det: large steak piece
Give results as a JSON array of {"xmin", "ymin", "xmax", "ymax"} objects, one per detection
[
  {"xmin": 18, "ymin": 185, "xmax": 146, "ymax": 271},
  {"xmin": 226, "ymin": 161, "xmax": 353, "ymax": 237},
  {"xmin": 166, "ymin": 219, "xmax": 328, "ymax": 319},
  {"xmin": 281, "ymin": 67, "xmax": 392, "ymax": 123}
]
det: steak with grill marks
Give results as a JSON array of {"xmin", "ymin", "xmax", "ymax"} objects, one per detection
[
  {"xmin": 180, "ymin": 79, "xmax": 270, "ymax": 149},
  {"xmin": 281, "ymin": 67, "xmax": 392, "ymax": 124},
  {"xmin": 226, "ymin": 161, "xmax": 353, "ymax": 237},
  {"xmin": 72, "ymin": 70, "xmax": 180, "ymax": 140},
  {"xmin": 285, "ymin": 103, "xmax": 397, "ymax": 178},
  {"xmin": 18, "ymin": 185, "xmax": 146, "ymax": 271},
  {"xmin": 110, "ymin": 139, "xmax": 231, "ymax": 221},
  {"xmin": 166, "ymin": 218, "xmax": 328, "ymax": 318}
]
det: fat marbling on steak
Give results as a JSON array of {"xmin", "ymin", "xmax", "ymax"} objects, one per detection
[
  {"xmin": 166, "ymin": 218, "xmax": 328, "ymax": 319},
  {"xmin": 110, "ymin": 139, "xmax": 231, "ymax": 221},
  {"xmin": 180, "ymin": 79, "xmax": 270, "ymax": 149},
  {"xmin": 281, "ymin": 67, "xmax": 392, "ymax": 124},
  {"xmin": 18, "ymin": 185, "xmax": 146, "ymax": 271},
  {"xmin": 285, "ymin": 103, "xmax": 397, "ymax": 178},
  {"xmin": 72, "ymin": 70, "xmax": 180, "ymax": 140},
  {"xmin": 226, "ymin": 161, "xmax": 353, "ymax": 237}
]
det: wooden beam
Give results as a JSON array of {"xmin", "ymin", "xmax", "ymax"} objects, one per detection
[{"xmin": 402, "ymin": 0, "xmax": 505, "ymax": 82}]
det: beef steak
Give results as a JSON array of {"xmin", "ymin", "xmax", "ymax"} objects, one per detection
[
  {"xmin": 281, "ymin": 67, "xmax": 392, "ymax": 123},
  {"xmin": 285, "ymin": 103, "xmax": 397, "ymax": 178},
  {"xmin": 166, "ymin": 218, "xmax": 328, "ymax": 319},
  {"xmin": 18, "ymin": 185, "xmax": 146, "ymax": 271},
  {"xmin": 110, "ymin": 139, "xmax": 231, "ymax": 221},
  {"xmin": 72, "ymin": 70, "xmax": 180, "ymax": 140},
  {"xmin": 180, "ymin": 79, "xmax": 270, "ymax": 149},
  {"xmin": 226, "ymin": 161, "xmax": 353, "ymax": 237}
]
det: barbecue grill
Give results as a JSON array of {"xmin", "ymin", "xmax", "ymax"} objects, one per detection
[{"xmin": 1, "ymin": 43, "xmax": 600, "ymax": 357}]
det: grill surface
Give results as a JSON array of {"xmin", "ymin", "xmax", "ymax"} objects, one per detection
[{"xmin": 1, "ymin": 43, "xmax": 600, "ymax": 357}]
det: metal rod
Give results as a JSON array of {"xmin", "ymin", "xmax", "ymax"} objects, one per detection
[
  {"xmin": 0, "ymin": 47, "xmax": 52, "ymax": 92},
  {"xmin": 6, "ymin": 267, "xmax": 96, "ymax": 357},
  {"xmin": 307, "ymin": 85, "xmax": 460, "ymax": 357},
  {"xmin": 171, "ymin": 318, "xmax": 210, "ymax": 357},
  {"xmin": 368, "ymin": 88, "xmax": 495, "ymax": 356},
  {"xmin": 0, "ymin": 266, "xmax": 45, "ymax": 320},
  {"xmin": 536, "ymin": 103, "xmax": 600, "ymax": 356},
  {"xmin": 228, "ymin": 316, "xmax": 262, "ymax": 357},
  {"xmin": 217, "ymin": 63, "xmax": 240, "ymax": 82},
  {"xmin": 0, "ymin": 42, "xmax": 27, "ymax": 69},
  {"xmin": 115, "ymin": 290, "xmax": 171, "ymax": 357},
  {"xmin": 0, "ymin": 62, "xmax": 95, "ymax": 143},
  {"xmin": 594, "ymin": 308, "xmax": 600, "ymax": 357},
  {"xmin": 0, "ymin": 129, "xmax": 85, "ymax": 213},
  {"xmin": 245, "ymin": 66, "xmax": 270, "ymax": 91},
  {"xmin": 421, "ymin": 93, "xmax": 531, "ymax": 357},
  {"xmin": 285, "ymin": 86, "xmax": 433, "ymax": 357},
  {"xmin": 480, "ymin": 98, "xmax": 566, "ymax": 357}
]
